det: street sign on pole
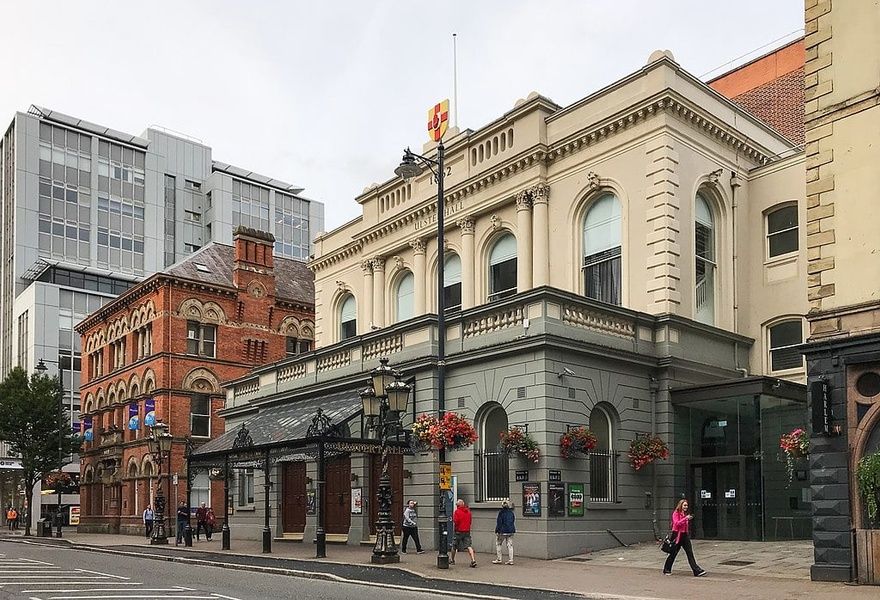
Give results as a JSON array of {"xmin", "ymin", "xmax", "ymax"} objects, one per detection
[{"xmin": 439, "ymin": 463, "xmax": 452, "ymax": 490}]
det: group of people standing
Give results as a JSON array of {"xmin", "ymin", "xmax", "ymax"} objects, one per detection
[
  {"xmin": 141, "ymin": 502, "xmax": 215, "ymax": 543},
  {"xmin": 5, "ymin": 505, "xmax": 22, "ymax": 530}
]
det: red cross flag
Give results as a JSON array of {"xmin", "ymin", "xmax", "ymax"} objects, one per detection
[{"xmin": 427, "ymin": 99, "xmax": 450, "ymax": 142}]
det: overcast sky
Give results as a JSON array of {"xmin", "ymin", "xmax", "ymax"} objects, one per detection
[{"xmin": 1, "ymin": 1, "xmax": 803, "ymax": 232}]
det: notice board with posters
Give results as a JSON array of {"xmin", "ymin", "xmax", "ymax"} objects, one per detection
[
  {"xmin": 522, "ymin": 482, "xmax": 541, "ymax": 517},
  {"xmin": 568, "ymin": 483, "xmax": 585, "ymax": 516},
  {"xmin": 548, "ymin": 482, "xmax": 565, "ymax": 516}
]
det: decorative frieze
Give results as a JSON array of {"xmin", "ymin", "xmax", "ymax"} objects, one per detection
[
  {"xmin": 316, "ymin": 350, "xmax": 351, "ymax": 373},
  {"xmin": 463, "ymin": 305, "xmax": 524, "ymax": 338},
  {"xmin": 561, "ymin": 305, "xmax": 635, "ymax": 338},
  {"xmin": 278, "ymin": 362, "xmax": 307, "ymax": 383},
  {"xmin": 363, "ymin": 334, "xmax": 403, "ymax": 361}
]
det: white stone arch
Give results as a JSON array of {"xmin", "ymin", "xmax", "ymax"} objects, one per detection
[
  {"xmin": 426, "ymin": 241, "xmax": 463, "ymax": 313},
  {"xmin": 201, "ymin": 301, "xmax": 227, "ymax": 324},
  {"xmin": 300, "ymin": 320, "xmax": 315, "ymax": 341},
  {"xmin": 126, "ymin": 457, "xmax": 140, "ymax": 479},
  {"xmin": 128, "ymin": 373, "xmax": 141, "ymax": 398},
  {"xmin": 96, "ymin": 389, "xmax": 106, "ymax": 408},
  {"xmin": 182, "ymin": 367, "xmax": 221, "ymax": 394},
  {"xmin": 83, "ymin": 393, "xmax": 95, "ymax": 414},
  {"xmin": 107, "ymin": 383, "xmax": 117, "ymax": 406},
  {"xmin": 83, "ymin": 465, "xmax": 95, "ymax": 484},
  {"xmin": 330, "ymin": 289, "xmax": 357, "ymax": 342},
  {"xmin": 279, "ymin": 315, "xmax": 302, "ymax": 338},
  {"xmin": 141, "ymin": 454, "xmax": 156, "ymax": 477},
  {"xmin": 179, "ymin": 298, "xmax": 204, "ymax": 321},
  {"xmin": 116, "ymin": 380, "xmax": 128, "ymax": 401},
  {"xmin": 691, "ymin": 179, "xmax": 730, "ymax": 328},
  {"xmin": 142, "ymin": 369, "xmax": 157, "ymax": 394},
  {"xmin": 388, "ymin": 267, "xmax": 415, "ymax": 324},
  {"xmin": 479, "ymin": 228, "xmax": 518, "ymax": 303}
]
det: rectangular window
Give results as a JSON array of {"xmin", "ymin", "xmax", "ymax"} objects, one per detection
[
  {"xmin": 589, "ymin": 451, "xmax": 619, "ymax": 503},
  {"xmin": 475, "ymin": 450, "xmax": 509, "ymax": 502},
  {"xmin": 583, "ymin": 247, "xmax": 621, "ymax": 305},
  {"xmin": 190, "ymin": 394, "xmax": 210, "ymax": 437},
  {"xmin": 489, "ymin": 258, "xmax": 517, "ymax": 301},
  {"xmin": 444, "ymin": 282, "xmax": 462, "ymax": 313},
  {"xmin": 767, "ymin": 205, "xmax": 798, "ymax": 258},
  {"xmin": 17, "ymin": 311, "xmax": 28, "ymax": 371},
  {"xmin": 186, "ymin": 322, "xmax": 217, "ymax": 358},
  {"xmin": 341, "ymin": 319, "xmax": 357, "ymax": 341},
  {"xmin": 770, "ymin": 321, "xmax": 803, "ymax": 372},
  {"xmin": 237, "ymin": 468, "xmax": 255, "ymax": 506}
]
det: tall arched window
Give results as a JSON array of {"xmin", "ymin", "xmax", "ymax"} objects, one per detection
[
  {"xmin": 444, "ymin": 254, "xmax": 462, "ymax": 312},
  {"xmin": 488, "ymin": 234, "xmax": 517, "ymax": 301},
  {"xmin": 695, "ymin": 193, "xmax": 716, "ymax": 325},
  {"xmin": 583, "ymin": 193, "xmax": 622, "ymax": 305},
  {"xmin": 339, "ymin": 295, "xmax": 357, "ymax": 340},
  {"xmin": 394, "ymin": 272, "xmax": 414, "ymax": 323},
  {"xmin": 589, "ymin": 404, "xmax": 618, "ymax": 503},
  {"xmin": 768, "ymin": 319, "xmax": 804, "ymax": 372},
  {"xmin": 477, "ymin": 403, "xmax": 510, "ymax": 501}
]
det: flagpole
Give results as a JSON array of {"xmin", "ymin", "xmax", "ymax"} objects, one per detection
[{"xmin": 452, "ymin": 33, "xmax": 458, "ymax": 129}]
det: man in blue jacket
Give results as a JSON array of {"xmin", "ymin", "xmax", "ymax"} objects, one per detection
[{"xmin": 493, "ymin": 500, "xmax": 516, "ymax": 565}]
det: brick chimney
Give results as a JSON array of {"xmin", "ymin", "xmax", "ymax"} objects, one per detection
[{"xmin": 233, "ymin": 227, "xmax": 276, "ymax": 297}]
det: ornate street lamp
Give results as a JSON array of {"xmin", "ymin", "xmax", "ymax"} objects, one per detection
[
  {"xmin": 361, "ymin": 358, "xmax": 411, "ymax": 564},
  {"xmin": 147, "ymin": 421, "xmax": 173, "ymax": 545},
  {"xmin": 395, "ymin": 140, "xmax": 450, "ymax": 569}
]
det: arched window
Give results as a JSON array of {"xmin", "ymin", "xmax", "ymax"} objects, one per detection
[
  {"xmin": 766, "ymin": 204, "xmax": 798, "ymax": 258},
  {"xmin": 477, "ymin": 403, "xmax": 509, "ymax": 501},
  {"xmin": 444, "ymin": 254, "xmax": 462, "ymax": 312},
  {"xmin": 339, "ymin": 295, "xmax": 357, "ymax": 340},
  {"xmin": 394, "ymin": 272, "xmax": 414, "ymax": 323},
  {"xmin": 695, "ymin": 193, "xmax": 716, "ymax": 325},
  {"xmin": 769, "ymin": 319, "xmax": 804, "ymax": 372},
  {"xmin": 488, "ymin": 234, "xmax": 517, "ymax": 301},
  {"xmin": 583, "ymin": 193, "xmax": 622, "ymax": 305},
  {"xmin": 589, "ymin": 404, "xmax": 618, "ymax": 503}
]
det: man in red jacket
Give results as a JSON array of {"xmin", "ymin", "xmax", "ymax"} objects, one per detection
[{"xmin": 451, "ymin": 499, "xmax": 477, "ymax": 567}]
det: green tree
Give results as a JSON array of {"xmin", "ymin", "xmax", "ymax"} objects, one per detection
[{"xmin": 0, "ymin": 367, "xmax": 81, "ymax": 536}]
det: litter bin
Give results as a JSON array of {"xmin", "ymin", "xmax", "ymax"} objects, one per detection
[{"xmin": 38, "ymin": 519, "xmax": 52, "ymax": 537}]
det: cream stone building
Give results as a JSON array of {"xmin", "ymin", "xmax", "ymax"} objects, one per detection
[{"xmin": 196, "ymin": 45, "xmax": 813, "ymax": 559}]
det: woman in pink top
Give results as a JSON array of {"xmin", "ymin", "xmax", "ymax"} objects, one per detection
[{"xmin": 662, "ymin": 499, "xmax": 706, "ymax": 577}]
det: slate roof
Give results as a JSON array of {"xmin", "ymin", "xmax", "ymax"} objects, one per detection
[
  {"xmin": 192, "ymin": 389, "xmax": 362, "ymax": 457},
  {"xmin": 166, "ymin": 242, "xmax": 314, "ymax": 306}
]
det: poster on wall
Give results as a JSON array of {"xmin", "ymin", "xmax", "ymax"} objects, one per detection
[
  {"xmin": 144, "ymin": 398, "xmax": 156, "ymax": 427},
  {"xmin": 82, "ymin": 416, "xmax": 93, "ymax": 442},
  {"xmin": 68, "ymin": 506, "xmax": 80, "ymax": 526},
  {"xmin": 568, "ymin": 483, "xmax": 585, "ymax": 517},
  {"xmin": 548, "ymin": 482, "xmax": 565, "ymax": 516},
  {"xmin": 522, "ymin": 482, "xmax": 541, "ymax": 517},
  {"xmin": 351, "ymin": 487, "xmax": 363, "ymax": 514},
  {"xmin": 128, "ymin": 403, "xmax": 139, "ymax": 430},
  {"xmin": 306, "ymin": 490, "xmax": 316, "ymax": 515}
]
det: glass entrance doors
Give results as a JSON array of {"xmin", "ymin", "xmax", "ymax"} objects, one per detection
[{"xmin": 688, "ymin": 458, "xmax": 762, "ymax": 540}]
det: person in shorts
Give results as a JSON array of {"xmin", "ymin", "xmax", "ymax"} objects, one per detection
[{"xmin": 451, "ymin": 499, "xmax": 477, "ymax": 567}]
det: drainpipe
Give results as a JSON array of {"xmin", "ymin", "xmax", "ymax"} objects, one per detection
[
  {"xmin": 649, "ymin": 376, "xmax": 660, "ymax": 539},
  {"xmin": 730, "ymin": 171, "xmax": 742, "ymax": 331}
]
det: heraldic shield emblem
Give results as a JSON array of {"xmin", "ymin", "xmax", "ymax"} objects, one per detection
[{"xmin": 427, "ymin": 99, "xmax": 449, "ymax": 142}]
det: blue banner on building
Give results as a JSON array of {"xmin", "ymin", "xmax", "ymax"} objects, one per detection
[
  {"xmin": 144, "ymin": 398, "xmax": 156, "ymax": 427},
  {"xmin": 128, "ymin": 402, "xmax": 139, "ymax": 430},
  {"xmin": 82, "ymin": 416, "xmax": 93, "ymax": 442}
]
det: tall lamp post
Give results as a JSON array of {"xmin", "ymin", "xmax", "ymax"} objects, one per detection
[
  {"xmin": 147, "ymin": 422, "xmax": 173, "ymax": 545},
  {"xmin": 360, "ymin": 358, "xmax": 411, "ymax": 565},
  {"xmin": 36, "ymin": 358, "xmax": 65, "ymax": 538},
  {"xmin": 395, "ymin": 141, "xmax": 450, "ymax": 569}
]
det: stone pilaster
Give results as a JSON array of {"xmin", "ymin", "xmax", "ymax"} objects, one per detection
[
  {"xmin": 372, "ymin": 257, "xmax": 386, "ymax": 328},
  {"xmin": 458, "ymin": 218, "xmax": 476, "ymax": 309},
  {"xmin": 361, "ymin": 259, "xmax": 374, "ymax": 331},
  {"xmin": 410, "ymin": 239, "xmax": 427, "ymax": 315},
  {"xmin": 530, "ymin": 184, "xmax": 551, "ymax": 287},
  {"xmin": 515, "ymin": 190, "xmax": 533, "ymax": 291},
  {"xmin": 644, "ymin": 136, "xmax": 681, "ymax": 314}
]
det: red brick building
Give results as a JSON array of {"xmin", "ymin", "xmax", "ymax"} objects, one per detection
[{"xmin": 76, "ymin": 227, "xmax": 314, "ymax": 535}]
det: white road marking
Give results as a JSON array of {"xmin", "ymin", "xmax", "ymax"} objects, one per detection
[
  {"xmin": 0, "ymin": 576, "xmax": 111, "ymax": 580},
  {"xmin": 23, "ymin": 590, "xmax": 175, "ymax": 595},
  {"xmin": 46, "ymin": 596, "xmax": 218, "ymax": 599},
  {"xmin": 211, "ymin": 595, "xmax": 245, "ymax": 600},
  {"xmin": 75, "ymin": 569, "xmax": 129, "ymax": 580},
  {"xmin": 16, "ymin": 584, "xmax": 144, "ymax": 589}
]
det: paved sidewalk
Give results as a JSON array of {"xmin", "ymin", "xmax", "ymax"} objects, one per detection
[{"xmin": 5, "ymin": 530, "xmax": 875, "ymax": 600}]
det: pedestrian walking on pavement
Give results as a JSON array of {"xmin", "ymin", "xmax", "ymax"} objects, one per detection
[
  {"xmin": 6, "ymin": 506, "xmax": 16, "ymax": 531},
  {"xmin": 142, "ymin": 505, "xmax": 154, "ymax": 538},
  {"xmin": 451, "ymin": 499, "xmax": 477, "ymax": 568},
  {"xmin": 175, "ymin": 501, "xmax": 189, "ymax": 545},
  {"xmin": 662, "ymin": 499, "xmax": 707, "ymax": 577},
  {"xmin": 205, "ymin": 507, "xmax": 215, "ymax": 541},
  {"xmin": 195, "ymin": 502, "xmax": 208, "ymax": 540},
  {"xmin": 492, "ymin": 500, "xmax": 515, "ymax": 565},
  {"xmin": 401, "ymin": 500, "xmax": 424, "ymax": 554}
]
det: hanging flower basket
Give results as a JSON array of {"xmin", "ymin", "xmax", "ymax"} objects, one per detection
[
  {"xmin": 411, "ymin": 413, "xmax": 477, "ymax": 452},
  {"xmin": 560, "ymin": 427, "xmax": 598, "ymax": 459},
  {"xmin": 628, "ymin": 433, "xmax": 669, "ymax": 471},
  {"xmin": 779, "ymin": 427, "xmax": 809, "ymax": 486},
  {"xmin": 500, "ymin": 427, "xmax": 540, "ymax": 464}
]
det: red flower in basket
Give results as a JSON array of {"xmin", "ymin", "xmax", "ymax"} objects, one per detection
[
  {"xmin": 560, "ymin": 427, "xmax": 598, "ymax": 459},
  {"xmin": 628, "ymin": 434, "xmax": 669, "ymax": 471}
]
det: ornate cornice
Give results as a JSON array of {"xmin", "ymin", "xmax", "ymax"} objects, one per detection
[
  {"xmin": 308, "ymin": 240, "xmax": 363, "ymax": 273},
  {"xmin": 514, "ymin": 189, "xmax": 532, "ymax": 211},
  {"xmin": 409, "ymin": 238, "xmax": 427, "ymax": 254},
  {"xmin": 457, "ymin": 217, "xmax": 475, "ymax": 235}
]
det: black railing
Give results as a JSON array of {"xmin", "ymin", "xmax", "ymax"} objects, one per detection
[
  {"xmin": 475, "ymin": 450, "xmax": 509, "ymax": 502},
  {"xmin": 589, "ymin": 451, "xmax": 619, "ymax": 503}
]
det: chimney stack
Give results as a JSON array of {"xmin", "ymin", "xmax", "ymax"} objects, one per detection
[{"xmin": 233, "ymin": 227, "xmax": 276, "ymax": 293}]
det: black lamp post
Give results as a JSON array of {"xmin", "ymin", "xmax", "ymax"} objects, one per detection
[
  {"xmin": 147, "ymin": 422, "xmax": 173, "ymax": 545},
  {"xmin": 395, "ymin": 142, "xmax": 450, "ymax": 569},
  {"xmin": 361, "ymin": 358, "xmax": 411, "ymax": 565}
]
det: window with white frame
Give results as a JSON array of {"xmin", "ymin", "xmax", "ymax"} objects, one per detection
[
  {"xmin": 488, "ymin": 234, "xmax": 517, "ymax": 301},
  {"xmin": 476, "ymin": 403, "xmax": 509, "ymax": 502},
  {"xmin": 191, "ymin": 472, "xmax": 210, "ymax": 509},
  {"xmin": 769, "ymin": 320, "xmax": 803, "ymax": 372},
  {"xmin": 695, "ymin": 193, "xmax": 716, "ymax": 325},
  {"xmin": 339, "ymin": 295, "xmax": 357, "ymax": 340},
  {"xmin": 766, "ymin": 205, "xmax": 798, "ymax": 258},
  {"xmin": 444, "ymin": 253, "xmax": 462, "ymax": 312},
  {"xmin": 186, "ymin": 322, "xmax": 216, "ymax": 357},
  {"xmin": 582, "ymin": 193, "xmax": 622, "ymax": 305},
  {"xmin": 237, "ymin": 468, "xmax": 255, "ymax": 507},
  {"xmin": 190, "ymin": 394, "xmax": 210, "ymax": 437},
  {"xmin": 395, "ymin": 271, "xmax": 414, "ymax": 322},
  {"xmin": 589, "ymin": 404, "xmax": 618, "ymax": 503}
]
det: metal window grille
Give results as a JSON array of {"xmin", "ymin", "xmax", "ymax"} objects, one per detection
[
  {"xmin": 475, "ymin": 450, "xmax": 510, "ymax": 502},
  {"xmin": 589, "ymin": 451, "xmax": 619, "ymax": 503}
]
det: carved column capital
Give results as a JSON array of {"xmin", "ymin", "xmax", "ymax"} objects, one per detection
[
  {"xmin": 457, "ymin": 217, "xmax": 475, "ymax": 235},
  {"xmin": 530, "ymin": 183, "xmax": 552, "ymax": 204},
  {"xmin": 361, "ymin": 259, "xmax": 374, "ymax": 273},
  {"xmin": 371, "ymin": 257, "xmax": 386, "ymax": 272},
  {"xmin": 409, "ymin": 238, "xmax": 427, "ymax": 254},
  {"xmin": 515, "ymin": 189, "xmax": 532, "ymax": 211}
]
